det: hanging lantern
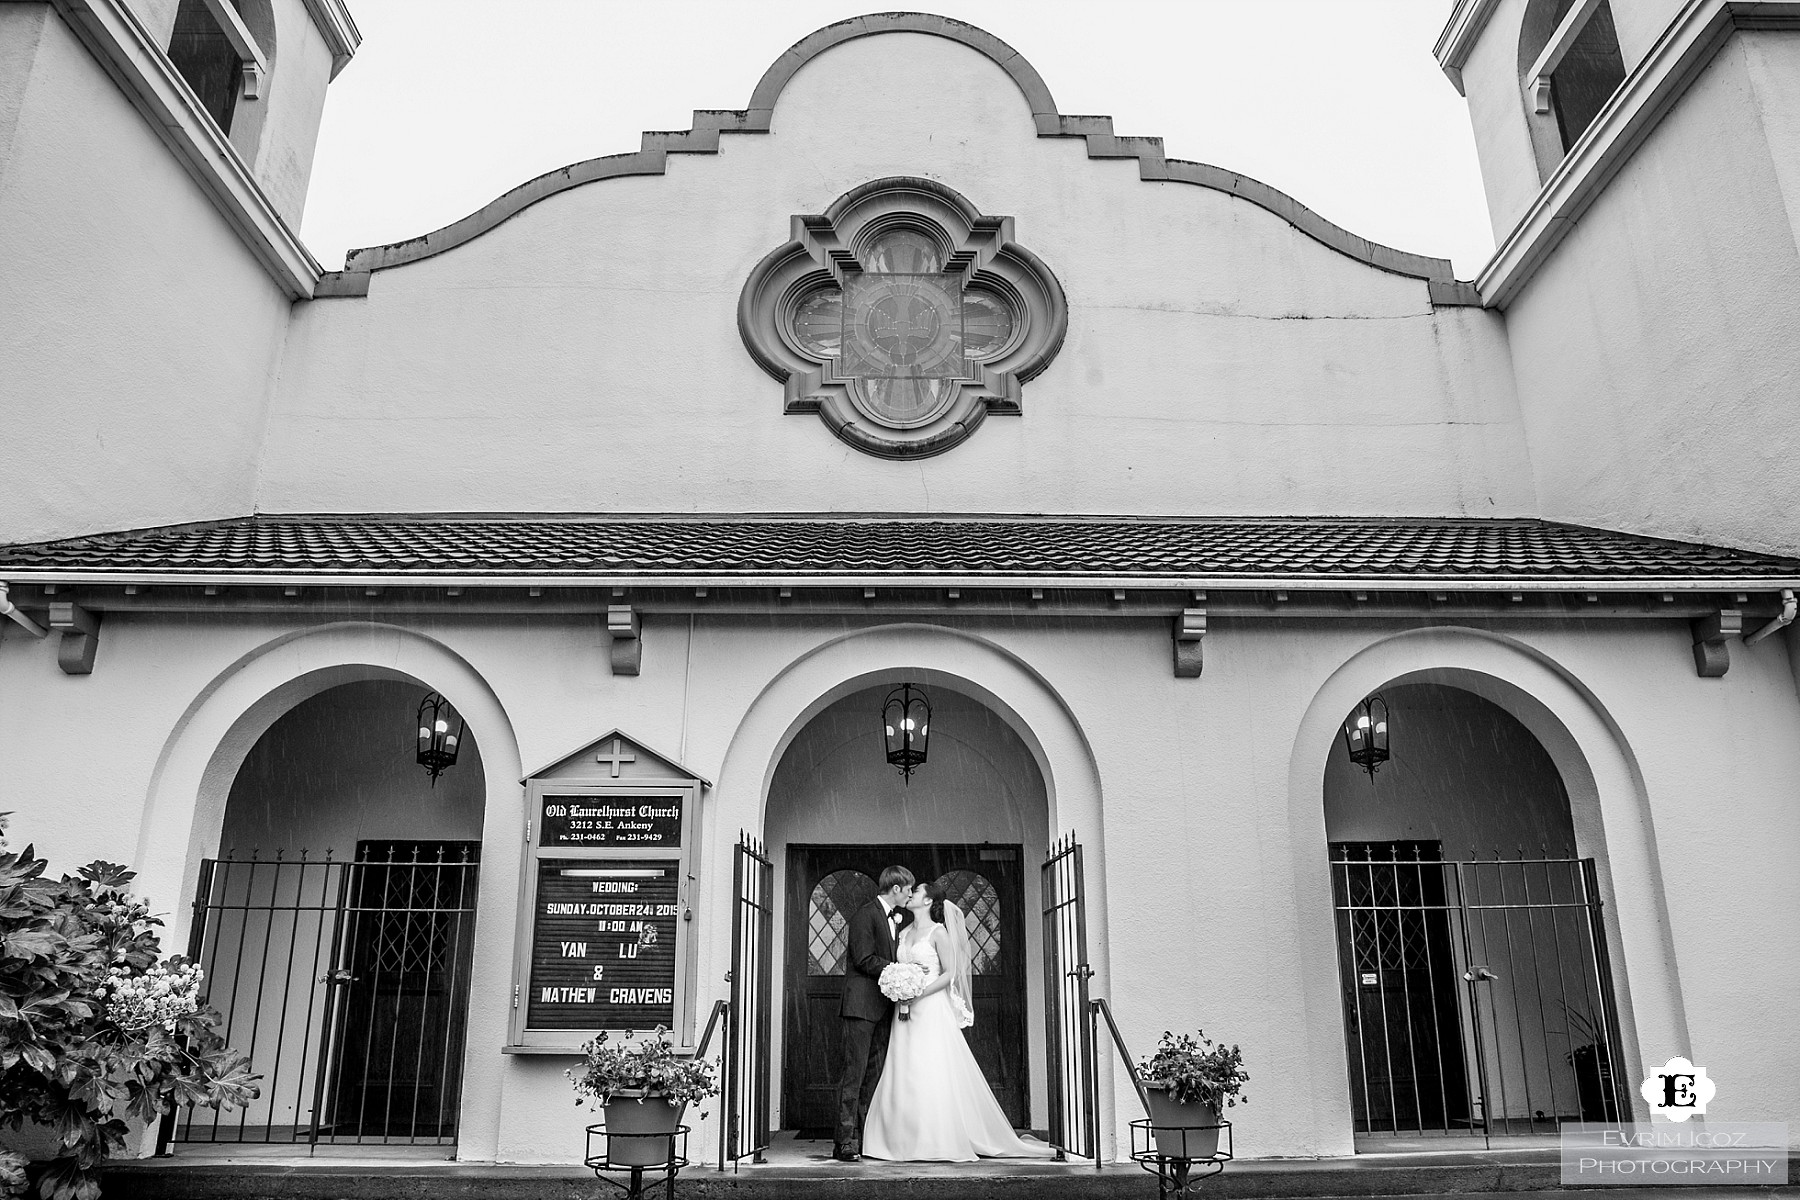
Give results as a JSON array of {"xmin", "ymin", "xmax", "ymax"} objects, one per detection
[
  {"xmin": 1342, "ymin": 694, "xmax": 1390, "ymax": 780},
  {"xmin": 881, "ymin": 683, "xmax": 932, "ymax": 784},
  {"xmin": 416, "ymin": 691, "xmax": 464, "ymax": 786}
]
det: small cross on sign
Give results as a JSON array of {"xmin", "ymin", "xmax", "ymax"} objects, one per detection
[{"xmin": 596, "ymin": 738, "xmax": 636, "ymax": 778}]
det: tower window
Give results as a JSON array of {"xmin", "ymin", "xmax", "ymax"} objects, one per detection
[
  {"xmin": 1522, "ymin": 0, "xmax": 1628, "ymax": 154},
  {"xmin": 166, "ymin": 0, "xmax": 267, "ymax": 135}
]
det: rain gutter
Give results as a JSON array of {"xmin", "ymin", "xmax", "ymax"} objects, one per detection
[{"xmin": 2, "ymin": 571, "xmax": 1799, "ymax": 593}]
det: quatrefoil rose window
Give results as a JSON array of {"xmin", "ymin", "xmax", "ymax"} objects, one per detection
[{"xmin": 740, "ymin": 178, "xmax": 1067, "ymax": 458}]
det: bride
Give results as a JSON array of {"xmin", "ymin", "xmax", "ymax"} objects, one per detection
[{"xmin": 861, "ymin": 880, "xmax": 1057, "ymax": 1162}]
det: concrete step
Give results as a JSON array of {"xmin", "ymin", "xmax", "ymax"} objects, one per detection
[{"xmin": 100, "ymin": 1152, "xmax": 1800, "ymax": 1200}]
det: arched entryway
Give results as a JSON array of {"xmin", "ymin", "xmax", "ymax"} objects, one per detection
[
  {"xmin": 137, "ymin": 624, "xmax": 524, "ymax": 1158},
  {"xmin": 174, "ymin": 678, "xmax": 489, "ymax": 1149},
  {"xmin": 1322, "ymin": 679, "xmax": 1628, "ymax": 1147},
  {"xmin": 765, "ymin": 681, "xmax": 1052, "ymax": 1137}
]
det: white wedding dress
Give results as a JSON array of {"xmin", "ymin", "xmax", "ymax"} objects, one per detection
[{"xmin": 861, "ymin": 935, "xmax": 1057, "ymax": 1162}]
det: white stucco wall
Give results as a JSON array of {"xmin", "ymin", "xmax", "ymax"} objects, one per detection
[
  {"xmin": 1458, "ymin": 0, "xmax": 1551, "ymax": 242},
  {"xmin": 3, "ymin": 605, "xmax": 1796, "ymax": 1160},
  {"xmin": 0, "ymin": 8, "xmax": 291, "ymax": 545},
  {"xmin": 263, "ymin": 32, "xmax": 1529, "ymax": 521},
  {"xmin": 1608, "ymin": 0, "xmax": 1687, "ymax": 71},
  {"xmin": 1502, "ymin": 31, "xmax": 1800, "ymax": 556},
  {"xmin": 241, "ymin": 0, "xmax": 336, "ymax": 227}
]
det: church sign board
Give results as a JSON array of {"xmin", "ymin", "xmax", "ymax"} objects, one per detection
[{"xmin": 508, "ymin": 731, "xmax": 705, "ymax": 1052}]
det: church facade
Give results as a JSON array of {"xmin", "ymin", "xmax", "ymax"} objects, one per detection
[{"xmin": 1, "ymin": 0, "xmax": 1798, "ymax": 1166}]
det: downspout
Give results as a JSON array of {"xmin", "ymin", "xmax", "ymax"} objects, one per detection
[
  {"xmin": 0, "ymin": 583, "xmax": 49, "ymax": 638},
  {"xmin": 1744, "ymin": 589, "xmax": 1798, "ymax": 646}
]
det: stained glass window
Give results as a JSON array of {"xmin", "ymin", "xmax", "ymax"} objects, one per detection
[
  {"xmin": 784, "ymin": 227, "xmax": 1030, "ymax": 428},
  {"xmin": 934, "ymin": 869, "xmax": 1003, "ymax": 975},
  {"xmin": 807, "ymin": 869, "xmax": 877, "ymax": 976}
]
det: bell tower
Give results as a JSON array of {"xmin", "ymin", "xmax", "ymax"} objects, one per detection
[
  {"xmin": 1433, "ymin": 0, "xmax": 1657, "ymax": 243},
  {"xmin": 134, "ymin": 0, "xmax": 359, "ymax": 226}
]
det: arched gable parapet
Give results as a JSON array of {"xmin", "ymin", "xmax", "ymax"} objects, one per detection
[{"xmin": 328, "ymin": 12, "xmax": 1475, "ymax": 303}]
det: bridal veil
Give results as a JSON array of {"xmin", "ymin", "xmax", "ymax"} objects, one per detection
[{"xmin": 942, "ymin": 898, "xmax": 975, "ymax": 1029}]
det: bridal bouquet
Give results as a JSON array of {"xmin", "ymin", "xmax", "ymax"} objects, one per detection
[{"xmin": 878, "ymin": 961, "xmax": 929, "ymax": 1021}]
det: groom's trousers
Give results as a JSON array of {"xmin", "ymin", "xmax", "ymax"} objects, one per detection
[{"xmin": 836, "ymin": 1012, "xmax": 893, "ymax": 1150}]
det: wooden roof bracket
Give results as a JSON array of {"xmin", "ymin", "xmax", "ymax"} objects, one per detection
[
  {"xmin": 1690, "ymin": 609, "xmax": 1742, "ymax": 678},
  {"xmin": 607, "ymin": 603, "xmax": 641, "ymax": 676},
  {"xmin": 1174, "ymin": 603, "xmax": 1206, "ymax": 678}
]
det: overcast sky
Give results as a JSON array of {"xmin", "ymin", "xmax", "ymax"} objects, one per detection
[{"xmin": 300, "ymin": 1, "xmax": 1496, "ymax": 277}]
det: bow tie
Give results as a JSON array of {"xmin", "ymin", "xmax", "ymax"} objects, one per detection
[{"xmin": 887, "ymin": 909, "xmax": 903, "ymax": 922}]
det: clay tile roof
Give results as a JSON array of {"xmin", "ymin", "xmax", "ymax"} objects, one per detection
[{"xmin": 0, "ymin": 514, "xmax": 1794, "ymax": 588}]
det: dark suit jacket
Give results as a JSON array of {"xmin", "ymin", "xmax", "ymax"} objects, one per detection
[{"xmin": 839, "ymin": 898, "xmax": 903, "ymax": 1021}]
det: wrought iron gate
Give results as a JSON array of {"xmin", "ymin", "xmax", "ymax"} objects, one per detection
[
  {"xmin": 1331, "ymin": 842, "xmax": 1627, "ymax": 1139},
  {"xmin": 1042, "ymin": 833, "xmax": 1095, "ymax": 1160},
  {"xmin": 172, "ymin": 843, "xmax": 480, "ymax": 1147},
  {"xmin": 724, "ymin": 833, "xmax": 773, "ymax": 1165}
]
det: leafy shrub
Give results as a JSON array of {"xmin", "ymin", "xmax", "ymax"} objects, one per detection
[
  {"xmin": 568, "ymin": 1028, "xmax": 718, "ymax": 1110},
  {"xmin": 1138, "ymin": 1030, "xmax": 1250, "ymax": 1109},
  {"xmin": 0, "ymin": 817, "xmax": 257, "ymax": 1199}
]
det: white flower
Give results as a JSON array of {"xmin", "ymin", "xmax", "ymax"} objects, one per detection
[
  {"xmin": 878, "ymin": 961, "xmax": 929, "ymax": 1003},
  {"xmin": 103, "ymin": 962, "xmax": 202, "ymax": 1033}
]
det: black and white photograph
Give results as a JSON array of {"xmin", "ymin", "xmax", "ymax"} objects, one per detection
[{"xmin": 0, "ymin": 1, "xmax": 1796, "ymax": 1197}]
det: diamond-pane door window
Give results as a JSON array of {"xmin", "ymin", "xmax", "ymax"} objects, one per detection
[
  {"xmin": 934, "ymin": 869, "xmax": 1002, "ymax": 975},
  {"xmin": 808, "ymin": 869, "xmax": 877, "ymax": 975}
]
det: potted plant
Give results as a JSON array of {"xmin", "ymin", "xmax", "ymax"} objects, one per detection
[
  {"xmin": 1137, "ymin": 1030, "xmax": 1249, "ymax": 1160},
  {"xmin": 0, "ymin": 816, "xmax": 258, "ymax": 1200},
  {"xmin": 1560, "ymin": 1005, "xmax": 1618, "ymax": 1121},
  {"xmin": 569, "ymin": 1028, "xmax": 718, "ymax": 1166}
]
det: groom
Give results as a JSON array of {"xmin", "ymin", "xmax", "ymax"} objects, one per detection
[{"xmin": 833, "ymin": 864, "xmax": 914, "ymax": 1162}]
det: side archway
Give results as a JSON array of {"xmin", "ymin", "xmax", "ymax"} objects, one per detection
[
  {"xmin": 135, "ymin": 622, "xmax": 523, "ymax": 1157},
  {"xmin": 137, "ymin": 622, "xmax": 522, "ymax": 940},
  {"xmin": 1286, "ymin": 627, "xmax": 1685, "ymax": 1142}
]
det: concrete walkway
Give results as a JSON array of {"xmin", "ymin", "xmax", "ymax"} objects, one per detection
[{"xmin": 102, "ymin": 1137, "xmax": 1800, "ymax": 1199}]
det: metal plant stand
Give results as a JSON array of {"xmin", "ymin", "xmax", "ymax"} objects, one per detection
[
  {"xmin": 585, "ymin": 1123, "xmax": 690, "ymax": 1200},
  {"xmin": 1129, "ymin": 1118, "xmax": 1232, "ymax": 1200}
]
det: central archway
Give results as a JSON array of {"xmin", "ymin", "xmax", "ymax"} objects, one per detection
[
  {"xmin": 701, "ymin": 623, "xmax": 1112, "ymax": 1147},
  {"xmin": 767, "ymin": 681, "xmax": 1050, "ymax": 1133}
]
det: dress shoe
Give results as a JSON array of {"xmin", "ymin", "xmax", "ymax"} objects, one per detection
[{"xmin": 832, "ymin": 1148, "xmax": 862, "ymax": 1163}]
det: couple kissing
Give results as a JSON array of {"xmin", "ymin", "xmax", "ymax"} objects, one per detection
[{"xmin": 834, "ymin": 864, "xmax": 1055, "ymax": 1164}]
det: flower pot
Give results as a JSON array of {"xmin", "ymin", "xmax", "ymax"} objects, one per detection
[
  {"xmin": 1143, "ymin": 1082, "xmax": 1222, "ymax": 1160},
  {"xmin": 602, "ymin": 1090, "xmax": 684, "ymax": 1166}
]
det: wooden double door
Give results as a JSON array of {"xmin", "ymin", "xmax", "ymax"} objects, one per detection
[{"xmin": 783, "ymin": 844, "xmax": 1028, "ymax": 1133}]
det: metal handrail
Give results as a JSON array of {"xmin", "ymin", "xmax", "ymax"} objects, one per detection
[
  {"xmin": 688, "ymin": 997, "xmax": 731, "ymax": 1172},
  {"xmin": 1090, "ymin": 997, "xmax": 1152, "ymax": 1117},
  {"xmin": 694, "ymin": 998, "xmax": 729, "ymax": 1060}
]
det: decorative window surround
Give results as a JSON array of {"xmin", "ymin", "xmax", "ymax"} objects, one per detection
[
  {"xmin": 739, "ymin": 178, "xmax": 1067, "ymax": 459},
  {"xmin": 1435, "ymin": 0, "xmax": 1505, "ymax": 95},
  {"xmin": 1477, "ymin": 0, "xmax": 1800, "ymax": 309},
  {"xmin": 47, "ymin": 0, "xmax": 322, "ymax": 299}
]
